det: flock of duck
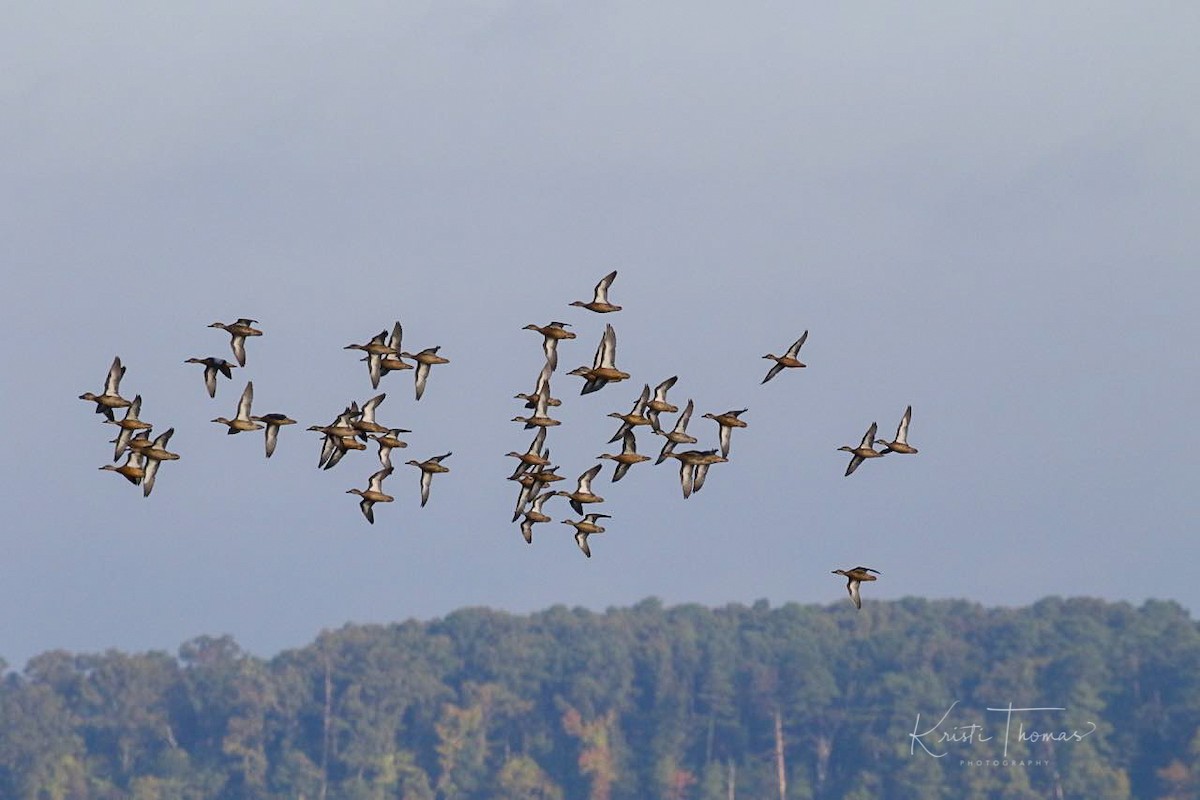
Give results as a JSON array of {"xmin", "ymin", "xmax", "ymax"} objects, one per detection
[
  {"xmin": 80, "ymin": 318, "xmax": 456, "ymax": 526},
  {"xmin": 79, "ymin": 271, "xmax": 919, "ymax": 609}
]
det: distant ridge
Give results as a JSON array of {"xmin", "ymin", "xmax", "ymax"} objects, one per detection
[{"xmin": 1, "ymin": 596, "xmax": 1194, "ymax": 798}]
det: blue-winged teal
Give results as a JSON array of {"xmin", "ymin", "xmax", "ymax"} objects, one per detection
[
  {"xmin": 518, "ymin": 490, "xmax": 557, "ymax": 544},
  {"xmin": 511, "ymin": 461, "xmax": 566, "ymax": 520},
  {"xmin": 309, "ymin": 407, "xmax": 364, "ymax": 470},
  {"xmin": 701, "ymin": 409, "xmax": 748, "ymax": 459},
  {"xmin": 647, "ymin": 376, "xmax": 679, "ymax": 430},
  {"xmin": 598, "ymin": 430, "xmax": 651, "ymax": 482},
  {"xmin": 375, "ymin": 322, "xmax": 413, "ymax": 378},
  {"xmin": 345, "ymin": 329, "xmax": 395, "ymax": 356},
  {"xmin": 405, "ymin": 452, "xmax": 451, "ymax": 507},
  {"xmin": 570, "ymin": 270, "xmax": 621, "ymax": 313},
  {"xmin": 556, "ymin": 464, "xmax": 604, "ymax": 515},
  {"xmin": 691, "ymin": 449, "xmax": 728, "ymax": 496},
  {"xmin": 347, "ymin": 466, "xmax": 395, "ymax": 524},
  {"xmin": 116, "ymin": 430, "xmax": 153, "ymax": 457},
  {"xmin": 185, "ymin": 357, "xmax": 236, "ymax": 398},
  {"xmin": 506, "ymin": 427, "xmax": 550, "ymax": 478},
  {"xmin": 106, "ymin": 394, "xmax": 153, "ymax": 432},
  {"xmin": 371, "ymin": 428, "xmax": 412, "ymax": 469},
  {"xmin": 876, "ymin": 405, "xmax": 918, "ymax": 455},
  {"xmin": 524, "ymin": 321, "xmax": 576, "ymax": 371},
  {"xmin": 320, "ymin": 434, "xmax": 367, "ymax": 470},
  {"xmin": 667, "ymin": 448, "xmax": 727, "ymax": 498},
  {"xmin": 212, "ymin": 382, "xmax": 264, "ymax": 434},
  {"xmin": 315, "ymin": 405, "xmax": 362, "ymax": 441},
  {"xmin": 107, "ymin": 395, "xmax": 153, "ymax": 460},
  {"xmin": 511, "ymin": 472, "xmax": 539, "ymax": 522},
  {"xmin": 832, "ymin": 567, "xmax": 881, "ymax": 609},
  {"xmin": 761, "ymin": 331, "xmax": 808, "ymax": 384},
  {"xmin": 140, "ymin": 428, "xmax": 180, "ymax": 498},
  {"xmin": 351, "ymin": 393, "xmax": 391, "ymax": 436},
  {"xmin": 516, "ymin": 362, "xmax": 561, "ymax": 408},
  {"xmin": 310, "ymin": 409, "xmax": 367, "ymax": 469},
  {"xmin": 526, "ymin": 459, "xmax": 566, "ymax": 488},
  {"xmin": 250, "ymin": 413, "xmax": 296, "ymax": 458},
  {"xmin": 512, "ymin": 383, "xmax": 561, "ymax": 429},
  {"xmin": 569, "ymin": 323, "xmax": 629, "ymax": 394},
  {"xmin": 839, "ymin": 422, "xmax": 885, "ymax": 476},
  {"xmin": 80, "ymin": 356, "xmax": 131, "ymax": 421},
  {"xmin": 208, "ymin": 318, "xmax": 262, "ymax": 367},
  {"xmin": 345, "ymin": 330, "xmax": 396, "ymax": 390},
  {"xmin": 100, "ymin": 449, "xmax": 146, "ymax": 486},
  {"xmin": 562, "ymin": 513, "xmax": 611, "ymax": 557},
  {"xmin": 607, "ymin": 384, "xmax": 654, "ymax": 442},
  {"xmin": 514, "ymin": 388, "xmax": 562, "ymax": 409},
  {"xmin": 653, "ymin": 399, "xmax": 698, "ymax": 464},
  {"xmin": 399, "ymin": 346, "xmax": 449, "ymax": 401}
]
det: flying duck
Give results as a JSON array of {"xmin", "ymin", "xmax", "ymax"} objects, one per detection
[
  {"xmin": 838, "ymin": 422, "xmax": 885, "ymax": 476},
  {"xmin": 399, "ymin": 346, "xmax": 449, "ymax": 401},
  {"xmin": 562, "ymin": 513, "xmax": 612, "ymax": 557},
  {"xmin": 405, "ymin": 452, "xmax": 452, "ymax": 507},
  {"xmin": 211, "ymin": 382, "xmax": 264, "ymax": 434},
  {"xmin": 598, "ymin": 430, "xmax": 651, "ymax": 482},
  {"xmin": 832, "ymin": 566, "xmax": 881, "ymax": 609},
  {"xmin": 568, "ymin": 323, "xmax": 629, "ymax": 394},
  {"xmin": 184, "ymin": 357, "xmax": 236, "ymax": 398},
  {"xmin": 653, "ymin": 398, "xmax": 698, "ymax": 464},
  {"xmin": 569, "ymin": 270, "xmax": 621, "ymax": 313},
  {"xmin": 556, "ymin": 464, "xmax": 605, "ymax": 515},
  {"xmin": 251, "ymin": 413, "xmax": 297, "ymax": 458},
  {"xmin": 208, "ymin": 318, "xmax": 262, "ymax": 367},
  {"xmin": 761, "ymin": 331, "xmax": 808, "ymax": 384},
  {"xmin": 876, "ymin": 405, "xmax": 919, "ymax": 455},
  {"xmin": 523, "ymin": 321, "xmax": 576, "ymax": 371},
  {"xmin": 701, "ymin": 409, "xmax": 748, "ymax": 459},
  {"xmin": 79, "ymin": 356, "xmax": 131, "ymax": 420},
  {"xmin": 347, "ymin": 466, "xmax": 395, "ymax": 524}
]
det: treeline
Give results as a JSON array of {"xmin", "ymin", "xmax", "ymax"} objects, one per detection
[{"xmin": 2, "ymin": 597, "xmax": 1199, "ymax": 799}]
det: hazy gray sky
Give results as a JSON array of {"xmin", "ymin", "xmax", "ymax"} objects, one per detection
[{"xmin": 4, "ymin": 3, "xmax": 1197, "ymax": 668}]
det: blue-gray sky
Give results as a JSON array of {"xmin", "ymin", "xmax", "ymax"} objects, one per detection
[{"xmin": 3, "ymin": 3, "xmax": 1197, "ymax": 668}]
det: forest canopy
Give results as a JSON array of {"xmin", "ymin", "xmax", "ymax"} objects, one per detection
[{"xmin": 2, "ymin": 597, "xmax": 1198, "ymax": 799}]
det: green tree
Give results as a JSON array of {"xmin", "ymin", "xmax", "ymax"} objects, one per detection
[
  {"xmin": 497, "ymin": 754, "xmax": 564, "ymax": 800},
  {"xmin": 0, "ymin": 679, "xmax": 87, "ymax": 799}
]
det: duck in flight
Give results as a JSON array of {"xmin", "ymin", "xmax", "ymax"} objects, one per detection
[
  {"xmin": 406, "ymin": 452, "xmax": 452, "ymax": 507},
  {"xmin": 607, "ymin": 384, "xmax": 654, "ymax": 443},
  {"xmin": 875, "ymin": 405, "xmax": 918, "ymax": 455},
  {"xmin": 80, "ymin": 356, "xmax": 131, "ymax": 421},
  {"xmin": 184, "ymin": 357, "xmax": 236, "ymax": 398},
  {"xmin": 518, "ymin": 490, "xmax": 557, "ymax": 544},
  {"xmin": 646, "ymin": 376, "xmax": 679, "ymax": 431},
  {"xmin": 345, "ymin": 330, "xmax": 397, "ymax": 390},
  {"xmin": 569, "ymin": 270, "xmax": 621, "ymax": 313},
  {"xmin": 598, "ymin": 430, "xmax": 651, "ymax": 482},
  {"xmin": 831, "ymin": 566, "xmax": 881, "ymax": 609},
  {"xmin": 838, "ymin": 421, "xmax": 885, "ymax": 476},
  {"xmin": 761, "ymin": 331, "xmax": 808, "ymax": 384},
  {"xmin": 562, "ymin": 513, "xmax": 612, "ymax": 558},
  {"xmin": 702, "ymin": 409, "xmax": 748, "ymax": 459},
  {"xmin": 140, "ymin": 428, "xmax": 181, "ymax": 498},
  {"xmin": 251, "ymin": 413, "xmax": 297, "ymax": 458},
  {"xmin": 653, "ymin": 398, "xmax": 697, "ymax": 465},
  {"xmin": 556, "ymin": 464, "xmax": 604, "ymax": 515},
  {"xmin": 523, "ymin": 321, "xmax": 576, "ymax": 371},
  {"xmin": 208, "ymin": 318, "xmax": 262, "ymax": 367},
  {"xmin": 347, "ymin": 466, "xmax": 395, "ymax": 524},
  {"xmin": 568, "ymin": 323, "xmax": 629, "ymax": 394},
  {"xmin": 399, "ymin": 346, "xmax": 449, "ymax": 401},
  {"xmin": 212, "ymin": 382, "xmax": 264, "ymax": 435}
]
